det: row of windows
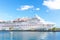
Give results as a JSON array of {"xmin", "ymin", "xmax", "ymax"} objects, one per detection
[{"xmin": 1, "ymin": 24, "xmax": 53, "ymax": 27}]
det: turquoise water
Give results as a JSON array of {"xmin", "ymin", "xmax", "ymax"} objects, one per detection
[{"xmin": 0, "ymin": 31, "xmax": 59, "ymax": 40}]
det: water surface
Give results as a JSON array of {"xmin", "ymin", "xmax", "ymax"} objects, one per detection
[{"xmin": 0, "ymin": 31, "xmax": 59, "ymax": 40}]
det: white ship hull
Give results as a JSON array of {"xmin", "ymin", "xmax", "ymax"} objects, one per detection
[{"xmin": 0, "ymin": 15, "xmax": 55, "ymax": 30}]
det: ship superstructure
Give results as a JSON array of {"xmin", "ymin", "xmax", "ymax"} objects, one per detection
[{"xmin": 0, "ymin": 15, "xmax": 56, "ymax": 30}]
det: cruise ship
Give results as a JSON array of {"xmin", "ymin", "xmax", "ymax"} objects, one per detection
[{"xmin": 0, "ymin": 15, "xmax": 56, "ymax": 30}]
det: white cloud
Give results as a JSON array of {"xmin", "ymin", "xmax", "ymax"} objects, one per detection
[
  {"xmin": 35, "ymin": 8, "xmax": 40, "ymax": 10},
  {"xmin": 43, "ymin": 0, "xmax": 60, "ymax": 9},
  {"xmin": 46, "ymin": 10, "xmax": 49, "ymax": 12},
  {"xmin": 17, "ymin": 5, "xmax": 40, "ymax": 11},
  {"xmin": 17, "ymin": 5, "xmax": 34, "ymax": 11}
]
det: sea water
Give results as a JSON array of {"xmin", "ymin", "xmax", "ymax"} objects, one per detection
[{"xmin": 0, "ymin": 31, "xmax": 59, "ymax": 40}]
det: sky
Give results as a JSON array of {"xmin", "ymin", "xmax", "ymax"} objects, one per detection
[{"xmin": 0, "ymin": 0, "xmax": 60, "ymax": 27}]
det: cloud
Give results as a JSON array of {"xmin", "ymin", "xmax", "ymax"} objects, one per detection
[
  {"xmin": 43, "ymin": 0, "xmax": 60, "ymax": 9},
  {"xmin": 17, "ymin": 5, "xmax": 34, "ymax": 11},
  {"xmin": 35, "ymin": 8, "xmax": 40, "ymax": 10},
  {"xmin": 17, "ymin": 5, "xmax": 40, "ymax": 11},
  {"xmin": 46, "ymin": 10, "xmax": 49, "ymax": 12}
]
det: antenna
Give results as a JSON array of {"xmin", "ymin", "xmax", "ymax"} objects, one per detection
[{"xmin": 34, "ymin": 14, "xmax": 45, "ymax": 22}]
